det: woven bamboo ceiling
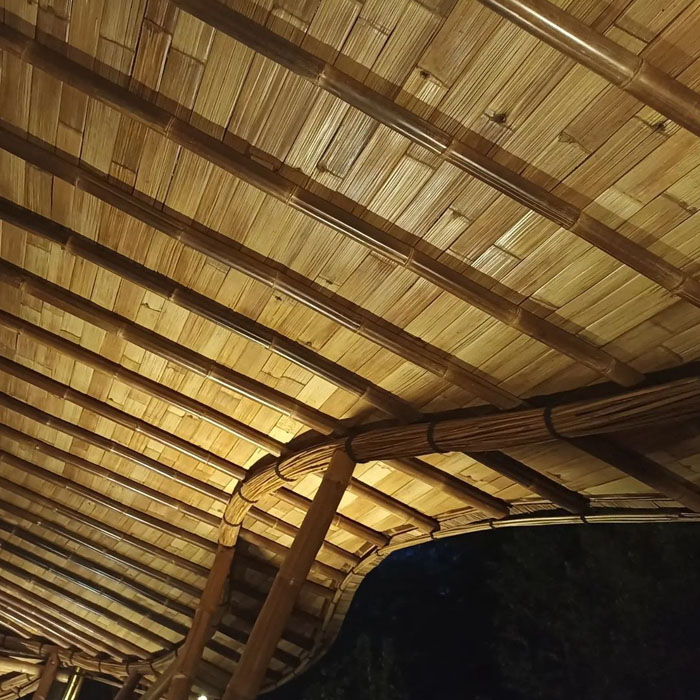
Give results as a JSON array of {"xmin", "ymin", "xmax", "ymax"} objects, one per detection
[{"xmin": 1, "ymin": 0, "xmax": 700, "ymax": 697}]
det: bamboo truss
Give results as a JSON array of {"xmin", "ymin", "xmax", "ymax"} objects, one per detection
[{"xmin": 0, "ymin": 0, "xmax": 699, "ymax": 695}]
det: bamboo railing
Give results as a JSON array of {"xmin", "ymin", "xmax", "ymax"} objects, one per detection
[{"xmin": 478, "ymin": 0, "xmax": 700, "ymax": 138}]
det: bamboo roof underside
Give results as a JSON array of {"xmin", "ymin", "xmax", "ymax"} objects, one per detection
[{"xmin": 1, "ymin": 0, "xmax": 700, "ymax": 695}]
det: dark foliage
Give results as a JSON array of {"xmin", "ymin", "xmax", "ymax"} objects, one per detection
[{"xmin": 266, "ymin": 523, "xmax": 700, "ymax": 700}]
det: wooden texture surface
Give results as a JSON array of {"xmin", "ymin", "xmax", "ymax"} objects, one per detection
[{"xmin": 0, "ymin": 0, "xmax": 699, "ymax": 694}]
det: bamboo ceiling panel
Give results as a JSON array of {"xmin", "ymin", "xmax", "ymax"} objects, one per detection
[{"xmin": 0, "ymin": 0, "xmax": 700, "ymax": 695}]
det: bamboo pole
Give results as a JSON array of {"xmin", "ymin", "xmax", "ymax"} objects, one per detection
[
  {"xmin": 477, "ymin": 0, "xmax": 700, "ymax": 138},
  {"xmin": 0, "ymin": 309, "xmax": 443, "ymax": 530},
  {"xmin": 0, "ymin": 658, "xmax": 42, "ymax": 675},
  {"xmin": 165, "ymin": 545, "xmax": 235, "ymax": 700},
  {"xmin": 167, "ymin": 0, "xmax": 700, "ymax": 316},
  {"xmin": 0, "ymin": 249, "xmax": 502, "ymax": 522},
  {"xmin": 0, "ymin": 419, "xmax": 359, "ymax": 568},
  {"xmin": 0, "ymin": 128, "xmax": 639, "ymax": 390},
  {"xmin": 223, "ymin": 449, "xmax": 355, "ymax": 700},
  {"xmin": 31, "ymin": 652, "xmax": 59, "ymax": 700},
  {"xmin": 0, "ymin": 444, "xmax": 345, "ymax": 584},
  {"xmin": 59, "ymin": 669, "xmax": 84, "ymax": 700}
]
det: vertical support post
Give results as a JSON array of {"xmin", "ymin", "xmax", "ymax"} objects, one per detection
[
  {"xmin": 32, "ymin": 651, "xmax": 59, "ymax": 700},
  {"xmin": 60, "ymin": 669, "xmax": 84, "ymax": 700},
  {"xmin": 112, "ymin": 671, "xmax": 141, "ymax": 700},
  {"xmin": 223, "ymin": 449, "xmax": 356, "ymax": 700},
  {"xmin": 165, "ymin": 544, "xmax": 235, "ymax": 700}
]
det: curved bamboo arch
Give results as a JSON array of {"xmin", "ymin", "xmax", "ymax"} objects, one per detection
[{"xmin": 220, "ymin": 373, "xmax": 700, "ymax": 546}]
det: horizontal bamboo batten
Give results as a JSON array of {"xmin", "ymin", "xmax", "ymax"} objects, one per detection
[
  {"xmin": 221, "ymin": 373, "xmax": 700, "ymax": 543},
  {"xmin": 0, "ymin": 580, "xmax": 133, "ymax": 658},
  {"xmin": 0, "ymin": 445, "xmax": 346, "ymax": 585},
  {"xmin": 1, "ymin": 254, "xmax": 503, "ymax": 521},
  {"xmin": 0, "ymin": 421, "xmax": 358, "ymax": 568},
  {"xmin": 0, "ymin": 535, "xmax": 307, "ymax": 667},
  {"xmin": 0, "ymin": 557, "xmax": 166, "ymax": 652},
  {"xmin": 170, "ymin": 0, "xmax": 700, "ymax": 315},
  {"xmin": 0, "ymin": 310, "xmax": 441, "ymax": 530},
  {"xmin": 0, "ymin": 197, "xmax": 518, "ymax": 415},
  {"xmin": 478, "ymin": 0, "xmax": 700, "ymax": 138},
  {"xmin": 0, "ymin": 64, "xmax": 640, "ymax": 391}
]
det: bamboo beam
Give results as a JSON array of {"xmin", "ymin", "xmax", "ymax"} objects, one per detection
[
  {"xmin": 0, "ymin": 485, "xmax": 333, "ymax": 602},
  {"xmin": 0, "ymin": 589, "xmax": 118, "ymax": 657},
  {"xmin": 0, "ymin": 419, "xmax": 359, "ymax": 569},
  {"xmin": 168, "ymin": 0, "xmax": 700, "ymax": 317},
  {"xmin": 223, "ymin": 449, "xmax": 355, "ymax": 700},
  {"xmin": 31, "ymin": 651, "xmax": 58, "ymax": 700},
  {"xmin": 0, "ymin": 242, "xmax": 501, "ymax": 522},
  {"xmin": 0, "ymin": 658, "xmax": 42, "ymax": 675},
  {"xmin": 166, "ymin": 545, "xmax": 235, "ymax": 700},
  {"xmin": 0, "ymin": 534, "xmax": 305, "ymax": 668},
  {"xmin": 0, "ymin": 444, "xmax": 345, "ymax": 584},
  {"xmin": 0, "ymin": 309, "xmax": 442, "ymax": 530},
  {"xmin": 478, "ymin": 0, "xmax": 700, "ymax": 138},
  {"xmin": 0, "ymin": 559, "xmax": 163, "ymax": 653},
  {"xmin": 0, "ymin": 134, "xmax": 638, "ymax": 391}
]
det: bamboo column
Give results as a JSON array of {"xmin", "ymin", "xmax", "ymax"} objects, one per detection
[
  {"xmin": 113, "ymin": 672, "xmax": 141, "ymax": 700},
  {"xmin": 477, "ymin": 0, "xmax": 700, "ymax": 138},
  {"xmin": 165, "ymin": 544, "xmax": 235, "ymax": 700},
  {"xmin": 60, "ymin": 669, "xmax": 84, "ymax": 700},
  {"xmin": 223, "ymin": 449, "xmax": 356, "ymax": 700},
  {"xmin": 32, "ymin": 652, "xmax": 59, "ymax": 700}
]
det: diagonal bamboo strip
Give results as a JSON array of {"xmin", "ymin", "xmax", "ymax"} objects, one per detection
[
  {"xmin": 168, "ymin": 0, "xmax": 700, "ymax": 316},
  {"xmin": 0, "ymin": 446, "xmax": 346, "ymax": 585},
  {"xmin": 0, "ymin": 557, "xmax": 168, "ymax": 651},
  {"xmin": 478, "ymin": 0, "xmax": 700, "ymax": 138},
  {"xmin": 0, "ymin": 254, "xmax": 507, "ymax": 520},
  {"xmin": 0, "ymin": 534, "xmax": 306, "ymax": 667},
  {"xmin": 0, "ymin": 350, "xmax": 436, "ymax": 534},
  {"xmin": 0, "ymin": 202, "xmax": 584, "ymax": 515},
  {"xmin": 0, "ymin": 485, "xmax": 334, "ymax": 602},
  {"xmin": 0, "ymin": 421, "xmax": 359, "ymax": 568},
  {"xmin": 220, "ymin": 373, "xmax": 700, "ymax": 543},
  {"xmin": 0, "ymin": 580, "xmax": 135, "ymax": 658},
  {"xmin": 0, "ymin": 83, "xmax": 639, "ymax": 390}
]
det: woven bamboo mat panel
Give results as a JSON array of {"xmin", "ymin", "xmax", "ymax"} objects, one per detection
[{"xmin": 0, "ymin": 0, "xmax": 699, "ymax": 691}]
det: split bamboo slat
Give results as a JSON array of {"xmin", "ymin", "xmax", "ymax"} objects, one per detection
[
  {"xmin": 0, "ymin": 251, "xmax": 506, "ymax": 520},
  {"xmin": 0, "ymin": 0, "xmax": 699, "ymax": 694},
  {"xmin": 0, "ymin": 25, "xmax": 644, "ymax": 387},
  {"xmin": 478, "ymin": 0, "xmax": 700, "ymax": 137},
  {"xmin": 171, "ymin": 0, "xmax": 700, "ymax": 316}
]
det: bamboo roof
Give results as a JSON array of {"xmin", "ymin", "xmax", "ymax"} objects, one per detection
[{"xmin": 1, "ymin": 0, "xmax": 700, "ymax": 696}]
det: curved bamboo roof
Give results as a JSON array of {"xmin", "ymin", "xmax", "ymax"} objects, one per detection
[{"xmin": 1, "ymin": 0, "xmax": 700, "ymax": 697}]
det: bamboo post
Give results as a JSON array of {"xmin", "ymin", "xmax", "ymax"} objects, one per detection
[
  {"xmin": 477, "ymin": 0, "xmax": 700, "ymax": 138},
  {"xmin": 31, "ymin": 652, "xmax": 59, "ymax": 700},
  {"xmin": 113, "ymin": 672, "xmax": 141, "ymax": 700},
  {"xmin": 60, "ymin": 669, "xmax": 84, "ymax": 700},
  {"xmin": 165, "ymin": 544, "xmax": 236, "ymax": 700},
  {"xmin": 223, "ymin": 449, "xmax": 356, "ymax": 700}
]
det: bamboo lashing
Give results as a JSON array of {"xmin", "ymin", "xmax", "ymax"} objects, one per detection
[
  {"xmin": 220, "ymin": 373, "xmax": 700, "ymax": 543},
  {"xmin": 170, "ymin": 0, "xmax": 700, "ymax": 314},
  {"xmin": 222, "ymin": 449, "xmax": 355, "ymax": 700},
  {"xmin": 0, "ymin": 45, "xmax": 641, "ymax": 389},
  {"xmin": 478, "ymin": 0, "xmax": 700, "ymax": 138}
]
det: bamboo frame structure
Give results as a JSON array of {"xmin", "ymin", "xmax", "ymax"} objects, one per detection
[
  {"xmin": 478, "ymin": 0, "xmax": 700, "ymax": 138},
  {"xmin": 223, "ymin": 449, "xmax": 355, "ymax": 700},
  {"xmin": 0, "ymin": 42, "xmax": 642, "ymax": 388},
  {"xmin": 0, "ymin": 2, "xmax": 699, "ymax": 694},
  {"xmin": 169, "ymin": 0, "xmax": 700, "ymax": 314}
]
